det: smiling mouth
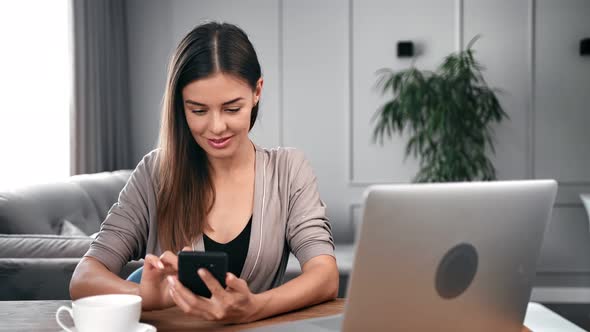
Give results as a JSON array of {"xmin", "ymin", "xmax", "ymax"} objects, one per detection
[
  {"xmin": 207, "ymin": 136, "xmax": 233, "ymax": 149},
  {"xmin": 209, "ymin": 136, "xmax": 231, "ymax": 143}
]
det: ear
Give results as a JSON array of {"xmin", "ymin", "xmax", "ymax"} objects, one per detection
[{"xmin": 254, "ymin": 77, "xmax": 264, "ymax": 104}]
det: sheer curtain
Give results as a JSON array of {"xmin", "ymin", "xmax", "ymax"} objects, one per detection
[{"xmin": 71, "ymin": 0, "xmax": 133, "ymax": 174}]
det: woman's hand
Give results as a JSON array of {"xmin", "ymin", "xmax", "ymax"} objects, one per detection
[
  {"xmin": 139, "ymin": 247, "xmax": 190, "ymax": 311},
  {"xmin": 167, "ymin": 269, "xmax": 265, "ymax": 324}
]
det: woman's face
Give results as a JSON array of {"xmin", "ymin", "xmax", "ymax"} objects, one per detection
[{"xmin": 182, "ymin": 72, "xmax": 262, "ymax": 160}]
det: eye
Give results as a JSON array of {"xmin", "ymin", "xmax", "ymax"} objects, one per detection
[
  {"xmin": 191, "ymin": 109, "xmax": 206, "ymax": 115},
  {"xmin": 225, "ymin": 108, "xmax": 241, "ymax": 113}
]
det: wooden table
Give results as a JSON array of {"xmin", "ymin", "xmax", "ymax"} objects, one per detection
[{"xmin": 0, "ymin": 299, "xmax": 532, "ymax": 331}]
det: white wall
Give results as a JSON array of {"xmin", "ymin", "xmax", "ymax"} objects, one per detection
[
  {"xmin": 532, "ymin": 0, "xmax": 590, "ymax": 274},
  {"xmin": 126, "ymin": 0, "xmax": 590, "ymax": 274}
]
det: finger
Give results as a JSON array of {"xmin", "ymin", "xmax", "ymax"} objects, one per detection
[
  {"xmin": 168, "ymin": 286, "xmax": 213, "ymax": 320},
  {"xmin": 182, "ymin": 246, "xmax": 192, "ymax": 252},
  {"xmin": 168, "ymin": 286, "xmax": 190, "ymax": 313},
  {"xmin": 225, "ymin": 273, "xmax": 249, "ymax": 293},
  {"xmin": 198, "ymin": 268, "xmax": 226, "ymax": 297},
  {"xmin": 159, "ymin": 251, "xmax": 179, "ymax": 272},
  {"xmin": 144, "ymin": 254, "xmax": 165, "ymax": 271},
  {"xmin": 167, "ymin": 276, "xmax": 214, "ymax": 318}
]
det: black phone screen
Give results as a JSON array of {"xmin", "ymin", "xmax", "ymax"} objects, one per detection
[{"xmin": 177, "ymin": 251, "xmax": 228, "ymax": 298}]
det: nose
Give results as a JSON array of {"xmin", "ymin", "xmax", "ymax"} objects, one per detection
[{"xmin": 209, "ymin": 110, "xmax": 227, "ymax": 135}]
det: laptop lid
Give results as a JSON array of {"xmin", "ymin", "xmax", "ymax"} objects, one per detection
[{"xmin": 342, "ymin": 180, "xmax": 557, "ymax": 332}]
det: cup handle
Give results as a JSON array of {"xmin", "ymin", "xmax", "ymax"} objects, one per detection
[{"xmin": 55, "ymin": 305, "xmax": 74, "ymax": 332}]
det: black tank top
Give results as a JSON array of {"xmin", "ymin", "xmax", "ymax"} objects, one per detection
[{"xmin": 203, "ymin": 216, "xmax": 252, "ymax": 278}]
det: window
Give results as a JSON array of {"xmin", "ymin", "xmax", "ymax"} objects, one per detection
[{"xmin": 0, "ymin": 0, "xmax": 71, "ymax": 189}]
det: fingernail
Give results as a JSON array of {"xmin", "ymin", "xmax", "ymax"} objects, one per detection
[
  {"xmin": 198, "ymin": 268, "xmax": 205, "ymax": 276},
  {"xmin": 157, "ymin": 261, "xmax": 164, "ymax": 269},
  {"xmin": 167, "ymin": 276, "xmax": 175, "ymax": 286}
]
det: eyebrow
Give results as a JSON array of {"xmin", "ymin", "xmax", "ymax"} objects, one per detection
[{"xmin": 185, "ymin": 97, "xmax": 244, "ymax": 107}]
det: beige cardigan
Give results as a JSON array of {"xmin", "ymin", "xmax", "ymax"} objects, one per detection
[{"xmin": 85, "ymin": 145, "xmax": 335, "ymax": 293}]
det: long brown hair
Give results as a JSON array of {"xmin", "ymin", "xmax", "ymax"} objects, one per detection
[{"xmin": 157, "ymin": 22, "xmax": 261, "ymax": 252}]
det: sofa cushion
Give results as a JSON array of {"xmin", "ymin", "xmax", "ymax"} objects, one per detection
[
  {"xmin": 59, "ymin": 220, "xmax": 88, "ymax": 237},
  {"xmin": 0, "ymin": 170, "xmax": 131, "ymax": 235},
  {"xmin": 0, "ymin": 234, "xmax": 93, "ymax": 258}
]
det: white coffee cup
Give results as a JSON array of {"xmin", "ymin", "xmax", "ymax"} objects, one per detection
[{"xmin": 55, "ymin": 294, "xmax": 142, "ymax": 332}]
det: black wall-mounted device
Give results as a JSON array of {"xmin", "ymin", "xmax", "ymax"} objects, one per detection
[
  {"xmin": 581, "ymin": 38, "xmax": 590, "ymax": 56},
  {"xmin": 397, "ymin": 41, "xmax": 414, "ymax": 58}
]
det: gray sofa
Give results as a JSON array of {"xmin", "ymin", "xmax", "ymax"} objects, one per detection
[
  {"xmin": 0, "ymin": 170, "xmax": 353, "ymax": 300},
  {"xmin": 0, "ymin": 170, "xmax": 142, "ymax": 300}
]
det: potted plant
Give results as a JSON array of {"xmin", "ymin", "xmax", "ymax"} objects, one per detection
[{"xmin": 372, "ymin": 36, "xmax": 508, "ymax": 182}]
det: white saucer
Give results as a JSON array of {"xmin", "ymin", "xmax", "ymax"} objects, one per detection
[{"xmin": 62, "ymin": 322, "xmax": 157, "ymax": 332}]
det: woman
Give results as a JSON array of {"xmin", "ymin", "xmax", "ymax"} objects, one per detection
[{"xmin": 69, "ymin": 22, "xmax": 338, "ymax": 323}]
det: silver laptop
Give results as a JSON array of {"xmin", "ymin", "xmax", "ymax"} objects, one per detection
[{"xmin": 246, "ymin": 180, "xmax": 557, "ymax": 332}]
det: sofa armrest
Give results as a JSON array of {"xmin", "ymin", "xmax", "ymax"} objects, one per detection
[
  {"xmin": 0, "ymin": 258, "xmax": 144, "ymax": 300},
  {"xmin": 0, "ymin": 234, "xmax": 93, "ymax": 258},
  {"xmin": 0, "ymin": 258, "xmax": 82, "ymax": 300}
]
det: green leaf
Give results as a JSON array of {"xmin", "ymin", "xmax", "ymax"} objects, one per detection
[{"xmin": 371, "ymin": 35, "xmax": 505, "ymax": 182}]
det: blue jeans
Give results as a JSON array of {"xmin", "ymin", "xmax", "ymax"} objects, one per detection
[{"xmin": 126, "ymin": 266, "xmax": 143, "ymax": 284}]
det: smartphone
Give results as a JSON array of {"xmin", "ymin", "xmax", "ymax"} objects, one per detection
[{"xmin": 177, "ymin": 251, "xmax": 228, "ymax": 298}]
